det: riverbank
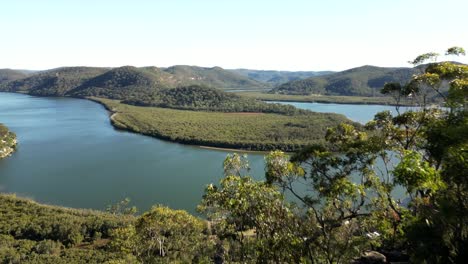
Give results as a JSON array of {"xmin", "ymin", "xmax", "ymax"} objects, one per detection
[
  {"xmin": 0, "ymin": 124, "xmax": 17, "ymax": 159},
  {"xmin": 89, "ymin": 97, "xmax": 353, "ymax": 152},
  {"xmin": 234, "ymin": 91, "xmax": 417, "ymax": 106}
]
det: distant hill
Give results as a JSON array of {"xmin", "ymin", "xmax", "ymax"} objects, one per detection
[
  {"xmin": 270, "ymin": 65, "xmax": 422, "ymax": 96},
  {"xmin": 0, "ymin": 65, "xmax": 269, "ymax": 97},
  {"xmin": 163, "ymin": 65, "xmax": 269, "ymax": 89},
  {"xmin": 69, "ymin": 66, "xmax": 172, "ymax": 100},
  {"xmin": 0, "ymin": 67, "xmax": 109, "ymax": 96},
  {"xmin": 230, "ymin": 69, "xmax": 334, "ymax": 86},
  {"xmin": 0, "ymin": 69, "xmax": 28, "ymax": 83},
  {"xmin": 0, "ymin": 66, "xmax": 298, "ymax": 114}
]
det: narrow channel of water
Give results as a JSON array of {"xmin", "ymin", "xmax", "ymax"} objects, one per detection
[{"xmin": 269, "ymin": 101, "xmax": 405, "ymax": 124}]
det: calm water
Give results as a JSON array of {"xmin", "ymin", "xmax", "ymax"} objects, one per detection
[
  {"xmin": 0, "ymin": 93, "xmax": 402, "ymax": 213},
  {"xmin": 270, "ymin": 101, "xmax": 404, "ymax": 124}
]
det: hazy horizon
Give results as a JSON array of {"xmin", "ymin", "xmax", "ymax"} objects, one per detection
[
  {"xmin": 2, "ymin": 0, "xmax": 467, "ymax": 71},
  {"xmin": 3, "ymin": 60, "xmax": 468, "ymax": 74}
]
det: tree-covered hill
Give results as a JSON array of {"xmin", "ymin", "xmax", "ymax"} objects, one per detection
[
  {"xmin": 230, "ymin": 68, "xmax": 334, "ymax": 86},
  {"xmin": 0, "ymin": 65, "xmax": 269, "ymax": 97},
  {"xmin": 0, "ymin": 67, "xmax": 109, "ymax": 96},
  {"xmin": 68, "ymin": 66, "xmax": 171, "ymax": 100},
  {"xmin": 0, "ymin": 65, "xmax": 315, "ymax": 115},
  {"xmin": 271, "ymin": 65, "xmax": 421, "ymax": 96},
  {"xmin": 163, "ymin": 65, "xmax": 269, "ymax": 89},
  {"xmin": 0, "ymin": 69, "xmax": 28, "ymax": 83}
]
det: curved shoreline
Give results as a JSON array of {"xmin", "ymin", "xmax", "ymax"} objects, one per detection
[
  {"xmin": 234, "ymin": 91, "xmax": 421, "ymax": 107},
  {"xmin": 87, "ymin": 97, "xmax": 324, "ymax": 152},
  {"xmin": 1, "ymin": 92, "xmax": 385, "ymax": 152}
]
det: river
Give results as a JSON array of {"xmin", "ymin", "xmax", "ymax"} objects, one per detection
[{"xmin": 0, "ymin": 93, "xmax": 401, "ymax": 214}]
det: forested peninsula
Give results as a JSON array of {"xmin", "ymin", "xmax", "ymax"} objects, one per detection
[{"xmin": 92, "ymin": 97, "xmax": 353, "ymax": 151}]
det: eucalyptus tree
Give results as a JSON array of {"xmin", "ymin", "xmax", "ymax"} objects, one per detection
[{"xmin": 199, "ymin": 47, "xmax": 467, "ymax": 263}]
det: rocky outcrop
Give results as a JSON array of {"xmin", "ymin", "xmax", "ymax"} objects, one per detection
[
  {"xmin": 0, "ymin": 124, "xmax": 17, "ymax": 159},
  {"xmin": 353, "ymin": 251, "xmax": 387, "ymax": 264}
]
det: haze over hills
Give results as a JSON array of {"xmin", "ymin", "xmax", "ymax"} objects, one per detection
[
  {"xmin": 270, "ymin": 65, "xmax": 422, "ymax": 96},
  {"xmin": 0, "ymin": 66, "xmax": 307, "ymax": 115},
  {"xmin": 0, "ymin": 65, "xmax": 268, "ymax": 97},
  {"xmin": 0, "ymin": 69, "xmax": 29, "ymax": 83},
  {"xmin": 164, "ymin": 65, "xmax": 269, "ymax": 89},
  {"xmin": 229, "ymin": 69, "xmax": 334, "ymax": 86},
  {"xmin": 0, "ymin": 67, "xmax": 109, "ymax": 96},
  {"xmin": 3, "ymin": 63, "xmax": 463, "ymax": 100}
]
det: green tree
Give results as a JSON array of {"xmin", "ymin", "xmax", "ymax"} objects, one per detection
[
  {"xmin": 199, "ymin": 154, "xmax": 306, "ymax": 263},
  {"xmin": 110, "ymin": 206, "xmax": 207, "ymax": 263},
  {"xmin": 369, "ymin": 47, "xmax": 467, "ymax": 263},
  {"xmin": 200, "ymin": 47, "xmax": 467, "ymax": 263}
]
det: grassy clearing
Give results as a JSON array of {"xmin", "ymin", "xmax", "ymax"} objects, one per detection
[{"xmin": 93, "ymin": 98, "xmax": 354, "ymax": 151}]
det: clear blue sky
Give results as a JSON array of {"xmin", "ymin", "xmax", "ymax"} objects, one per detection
[{"xmin": 1, "ymin": 0, "xmax": 467, "ymax": 71}]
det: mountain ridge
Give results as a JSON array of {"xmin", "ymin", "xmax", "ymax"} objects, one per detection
[
  {"xmin": 270, "ymin": 64, "xmax": 422, "ymax": 96},
  {"xmin": 229, "ymin": 69, "xmax": 334, "ymax": 86},
  {"xmin": 0, "ymin": 65, "xmax": 269, "ymax": 97}
]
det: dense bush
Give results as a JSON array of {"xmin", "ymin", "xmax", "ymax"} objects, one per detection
[{"xmin": 0, "ymin": 195, "xmax": 133, "ymax": 247}]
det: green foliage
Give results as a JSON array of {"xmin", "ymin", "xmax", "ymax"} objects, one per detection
[
  {"xmin": 271, "ymin": 65, "xmax": 420, "ymax": 97},
  {"xmin": 164, "ymin": 65, "xmax": 268, "ymax": 89},
  {"xmin": 446, "ymin": 46, "xmax": 466, "ymax": 56},
  {"xmin": 393, "ymin": 150, "xmax": 444, "ymax": 195},
  {"xmin": 265, "ymin": 150, "xmax": 304, "ymax": 184},
  {"xmin": 1, "ymin": 48, "xmax": 466, "ymax": 263},
  {"xmin": 223, "ymin": 153, "xmax": 250, "ymax": 177},
  {"xmin": 34, "ymin": 240, "xmax": 63, "ymax": 255},
  {"xmin": 96, "ymin": 98, "xmax": 354, "ymax": 151},
  {"xmin": 108, "ymin": 206, "xmax": 208, "ymax": 263},
  {"xmin": 136, "ymin": 206, "xmax": 207, "ymax": 262},
  {"xmin": 0, "ymin": 195, "xmax": 212, "ymax": 263},
  {"xmin": 200, "ymin": 143, "xmax": 379, "ymax": 263},
  {"xmin": 0, "ymin": 65, "xmax": 267, "ymax": 98},
  {"xmin": 369, "ymin": 49, "xmax": 468, "ymax": 263},
  {"xmin": 408, "ymin": 52, "xmax": 440, "ymax": 66},
  {"xmin": 199, "ymin": 173, "xmax": 303, "ymax": 262},
  {"xmin": 0, "ymin": 194, "xmax": 133, "ymax": 247},
  {"xmin": 106, "ymin": 198, "xmax": 137, "ymax": 216},
  {"xmin": 198, "ymin": 48, "xmax": 467, "ymax": 263},
  {"xmin": 0, "ymin": 195, "xmax": 135, "ymax": 263},
  {"xmin": 122, "ymin": 85, "xmax": 308, "ymax": 115},
  {"xmin": 0, "ymin": 67, "xmax": 108, "ymax": 96}
]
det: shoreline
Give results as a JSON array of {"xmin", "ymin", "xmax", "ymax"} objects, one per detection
[
  {"xmin": 2, "ymin": 92, "xmax": 413, "ymax": 152},
  {"xmin": 197, "ymin": 145, "xmax": 270, "ymax": 154},
  {"xmin": 234, "ymin": 91, "xmax": 421, "ymax": 107},
  {"xmin": 260, "ymin": 98, "xmax": 405, "ymax": 106},
  {"xmin": 88, "ymin": 97, "xmax": 321, "ymax": 152},
  {"xmin": 88, "ymin": 97, "xmax": 277, "ymax": 153}
]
